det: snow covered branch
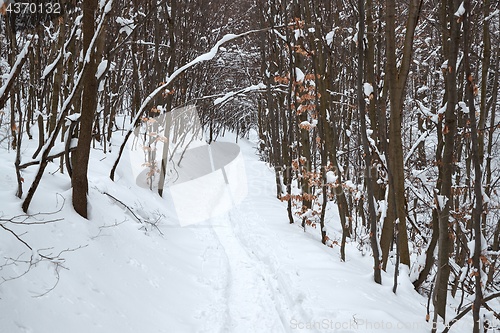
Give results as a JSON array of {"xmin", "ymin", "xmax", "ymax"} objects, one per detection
[
  {"xmin": 110, "ymin": 26, "xmax": 283, "ymax": 181},
  {"xmin": 213, "ymin": 83, "xmax": 267, "ymax": 107},
  {"xmin": 0, "ymin": 36, "xmax": 34, "ymax": 110},
  {"xmin": 22, "ymin": 1, "xmax": 113, "ymax": 213}
]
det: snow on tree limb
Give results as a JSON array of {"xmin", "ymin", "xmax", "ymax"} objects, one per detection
[
  {"xmin": 41, "ymin": 16, "xmax": 82, "ymax": 80},
  {"xmin": 22, "ymin": 1, "xmax": 113, "ymax": 213},
  {"xmin": 125, "ymin": 32, "xmax": 259, "ymax": 133},
  {"xmin": 125, "ymin": 26, "xmax": 288, "ymax": 133},
  {"xmin": 33, "ymin": 3, "xmax": 110, "ymax": 160},
  {"xmin": 110, "ymin": 27, "xmax": 283, "ymax": 181},
  {"xmin": 213, "ymin": 83, "xmax": 266, "ymax": 107},
  {"xmin": 0, "ymin": 36, "xmax": 34, "ymax": 110},
  {"xmin": 454, "ymin": 2, "xmax": 465, "ymax": 18}
]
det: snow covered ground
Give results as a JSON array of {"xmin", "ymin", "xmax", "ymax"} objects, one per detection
[{"xmin": 0, "ymin": 131, "xmax": 472, "ymax": 332}]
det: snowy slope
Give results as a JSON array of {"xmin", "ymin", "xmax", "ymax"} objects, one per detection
[{"xmin": 0, "ymin": 132, "xmax": 471, "ymax": 333}]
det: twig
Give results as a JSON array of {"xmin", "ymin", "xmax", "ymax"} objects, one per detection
[
  {"xmin": 90, "ymin": 219, "xmax": 127, "ymax": 239},
  {"xmin": 32, "ymin": 262, "xmax": 64, "ymax": 298},
  {"xmin": 0, "ymin": 223, "xmax": 36, "ymax": 254},
  {"xmin": 103, "ymin": 192, "xmax": 145, "ymax": 223},
  {"xmin": 0, "ymin": 195, "xmax": 65, "ymax": 225},
  {"xmin": 0, "ymin": 255, "xmax": 32, "ymax": 285},
  {"xmin": 102, "ymin": 191, "xmax": 164, "ymax": 235}
]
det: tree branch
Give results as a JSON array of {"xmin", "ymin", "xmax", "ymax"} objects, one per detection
[
  {"xmin": 0, "ymin": 36, "xmax": 33, "ymax": 110},
  {"xmin": 109, "ymin": 25, "xmax": 288, "ymax": 181},
  {"xmin": 101, "ymin": 191, "xmax": 164, "ymax": 235},
  {"xmin": 442, "ymin": 292, "xmax": 500, "ymax": 333}
]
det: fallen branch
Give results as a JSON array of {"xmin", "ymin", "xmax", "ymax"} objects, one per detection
[
  {"xmin": 1, "ymin": 203, "xmax": 87, "ymax": 297},
  {"xmin": 0, "ymin": 36, "xmax": 33, "ymax": 110},
  {"xmin": 32, "ymin": 245, "xmax": 87, "ymax": 298},
  {"xmin": 0, "ymin": 223, "xmax": 44, "ymax": 256},
  {"xmin": 90, "ymin": 218, "xmax": 127, "ymax": 239},
  {"xmin": 102, "ymin": 191, "xmax": 164, "ymax": 235},
  {"xmin": 0, "ymin": 197, "xmax": 65, "ymax": 259}
]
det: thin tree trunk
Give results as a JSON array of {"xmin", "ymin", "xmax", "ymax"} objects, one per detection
[
  {"xmin": 433, "ymin": 0, "xmax": 461, "ymax": 323},
  {"xmin": 382, "ymin": 0, "xmax": 422, "ymax": 270},
  {"xmin": 72, "ymin": 0, "xmax": 99, "ymax": 218},
  {"xmin": 358, "ymin": 0, "xmax": 381, "ymax": 284},
  {"xmin": 463, "ymin": 1, "xmax": 484, "ymax": 331}
]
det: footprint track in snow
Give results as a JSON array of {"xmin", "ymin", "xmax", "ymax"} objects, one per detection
[{"xmin": 210, "ymin": 214, "xmax": 287, "ymax": 333}]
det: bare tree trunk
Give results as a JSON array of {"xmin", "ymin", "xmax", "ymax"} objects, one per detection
[
  {"xmin": 358, "ymin": 0, "xmax": 381, "ymax": 284},
  {"xmin": 433, "ymin": 0, "xmax": 461, "ymax": 323},
  {"xmin": 478, "ymin": 0, "xmax": 490, "ymax": 166},
  {"xmin": 158, "ymin": 0, "xmax": 177, "ymax": 197},
  {"xmin": 485, "ymin": 42, "xmax": 499, "ymax": 288},
  {"xmin": 72, "ymin": 0, "xmax": 99, "ymax": 218},
  {"xmin": 48, "ymin": 22, "xmax": 65, "ymax": 135},
  {"xmin": 381, "ymin": 0, "xmax": 422, "ymax": 270},
  {"xmin": 463, "ymin": 1, "xmax": 484, "ymax": 331}
]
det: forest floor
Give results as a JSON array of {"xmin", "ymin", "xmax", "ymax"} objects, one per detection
[{"xmin": 0, "ymin": 131, "xmax": 472, "ymax": 333}]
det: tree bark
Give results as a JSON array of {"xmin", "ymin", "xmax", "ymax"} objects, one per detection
[
  {"xmin": 463, "ymin": 1, "xmax": 484, "ymax": 331},
  {"xmin": 433, "ymin": 0, "xmax": 461, "ymax": 323},
  {"xmin": 381, "ymin": 0, "xmax": 422, "ymax": 270},
  {"xmin": 358, "ymin": 0, "xmax": 381, "ymax": 284},
  {"xmin": 72, "ymin": 0, "xmax": 99, "ymax": 218}
]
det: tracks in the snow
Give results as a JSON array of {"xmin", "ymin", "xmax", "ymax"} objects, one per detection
[
  {"xmin": 197, "ymin": 139, "xmax": 317, "ymax": 333},
  {"xmin": 210, "ymin": 210, "xmax": 287, "ymax": 333}
]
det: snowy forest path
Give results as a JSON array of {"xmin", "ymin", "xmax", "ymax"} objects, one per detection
[
  {"xmin": 195, "ymin": 136, "xmax": 316, "ymax": 333},
  {"xmin": 192, "ymin": 136, "xmax": 432, "ymax": 333},
  {"xmin": 208, "ymin": 209, "xmax": 289, "ymax": 332}
]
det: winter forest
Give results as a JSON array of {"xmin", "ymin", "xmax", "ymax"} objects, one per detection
[{"xmin": 1, "ymin": 0, "xmax": 500, "ymax": 332}]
